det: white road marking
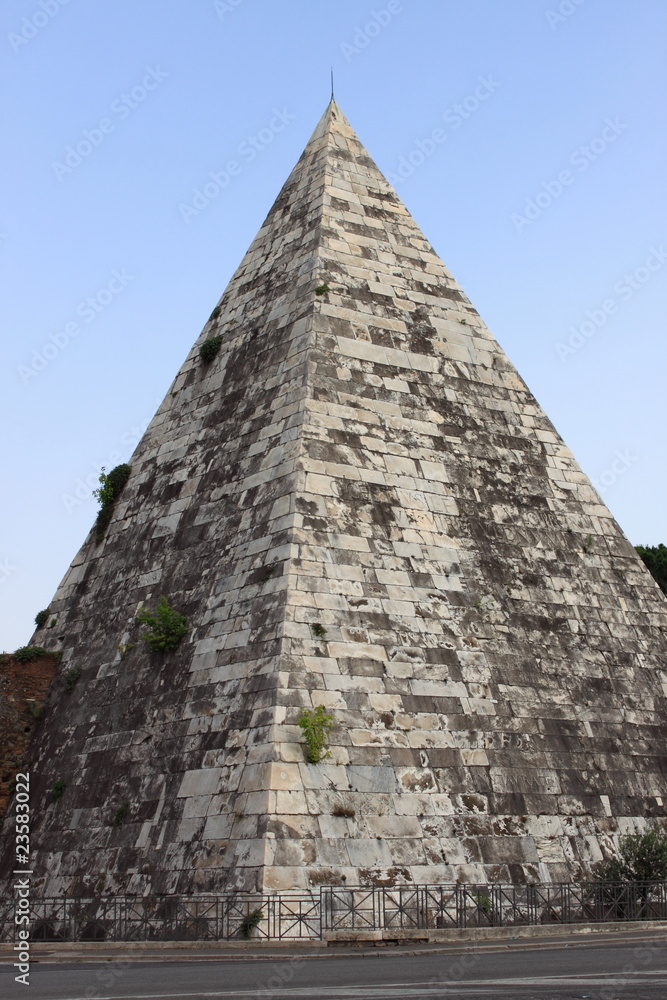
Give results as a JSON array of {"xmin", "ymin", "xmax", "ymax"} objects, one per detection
[{"xmin": 52, "ymin": 970, "xmax": 667, "ymax": 1000}]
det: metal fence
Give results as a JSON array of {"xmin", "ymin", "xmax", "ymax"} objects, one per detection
[{"xmin": 2, "ymin": 882, "xmax": 667, "ymax": 942}]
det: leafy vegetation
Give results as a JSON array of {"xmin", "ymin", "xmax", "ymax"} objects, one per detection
[
  {"xmin": 635, "ymin": 544, "xmax": 667, "ymax": 595},
  {"xmin": 311, "ymin": 622, "xmax": 327, "ymax": 639},
  {"xmin": 199, "ymin": 335, "xmax": 223, "ymax": 363},
  {"xmin": 315, "ymin": 283, "xmax": 330, "ymax": 295},
  {"xmin": 51, "ymin": 780, "xmax": 67, "ymax": 802},
  {"xmin": 238, "ymin": 908, "xmax": 263, "ymax": 938},
  {"xmin": 14, "ymin": 646, "xmax": 60, "ymax": 664},
  {"xmin": 113, "ymin": 802, "xmax": 130, "ymax": 827},
  {"xmin": 63, "ymin": 665, "xmax": 82, "ymax": 692},
  {"xmin": 593, "ymin": 827, "xmax": 667, "ymax": 883},
  {"xmin": 298, "ymin": 705, "xmax": 334, "ymax": 764},
  {"xmin": 34, "ymin": 609, "xmax": 50, "ymax": 628},
  {"xmin": 137, "ymin": 597, "xmax": 189, "ymax": 652},
  {"xmin": 93, "ymin": 464, "xmax": 131, "ymax": 543}
]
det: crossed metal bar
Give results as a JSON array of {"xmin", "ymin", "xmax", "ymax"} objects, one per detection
[{"xmin": 2, "ymin": 881, "xmax": 666, "ymax": 941}]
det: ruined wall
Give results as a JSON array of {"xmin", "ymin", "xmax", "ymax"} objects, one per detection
[{"xmin": 0, "ymin": 655, "xmax": 57, "ymax": 819}]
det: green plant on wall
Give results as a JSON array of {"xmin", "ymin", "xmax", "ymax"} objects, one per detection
[
  {"xmin": 315, "ymin": 283, "xmax": 330, "ymax": 296},
  {"xmin": 93, "ymin": 464, "xmax": 131, "ymax": 543},
  {"xmin": 238, "ymin": 908, "xmax": 263, "ymax": 938},
  {"xmin": 136, "ymin": 597, "xmax": 188, "ymax": 652},
  {"xmin": 63, "ymin": 665, "xmax": 82, "ymax": 692},
  {"xmin": 51, "ymin": 780, "xmax": 67, "ymax": 802},
  {"xmin": 199, "ymin": 335, "xmax": 223, "ymax": 363},
  {"xmin": 113, "ymin": 802, "xmax": 130, "ymax": 827},
  {"xmin": 14, "ymin": 646, "xmax": 61, "ymax": 664},
  {"xmin": 34, "ymin": 609, "xmax": 50, "ymax": 628},
  {"xmin": 298, "ymin": 705, "xmax": 334, "ymax": 764}
]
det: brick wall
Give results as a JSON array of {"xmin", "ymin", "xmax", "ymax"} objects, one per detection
[{"xmin": 0, "ymin": 655, "xmax": 57, "ymax": 819}]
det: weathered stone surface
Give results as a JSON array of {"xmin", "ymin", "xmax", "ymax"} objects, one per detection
[{"xmin": 1, "ymin": 100, "xmax": 666, "ymax": 895}]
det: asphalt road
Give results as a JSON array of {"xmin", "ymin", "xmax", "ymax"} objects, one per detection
[{"xmin": 2, "ymin": 937, "xmax": 667, "ymax": 999}]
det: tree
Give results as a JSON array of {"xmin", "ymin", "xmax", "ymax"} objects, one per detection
[
  {"xmin": 635, "ymin": 544, "xmax": 667, "ymax": 595},
  {"xmin": 593, "ymin": 827, "xmax": 667, "ymax": 883}
]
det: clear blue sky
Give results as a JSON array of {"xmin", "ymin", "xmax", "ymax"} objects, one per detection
[{"xmin": 2, "ymin": 0, "xmax": 665, "ymax": 651}]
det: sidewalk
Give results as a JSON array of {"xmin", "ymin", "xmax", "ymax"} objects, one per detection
[{"xmin": 2, "ymin": 921, "xmax": 666, "ymax": 963}]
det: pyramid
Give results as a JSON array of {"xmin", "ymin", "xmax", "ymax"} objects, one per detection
[{"xmin": 3, "ymin": 100, "xmax": 666, "ymax": 896}]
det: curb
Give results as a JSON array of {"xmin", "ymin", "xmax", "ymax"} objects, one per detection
[{"xmin": 2, "ymin": 922, "xmax": 666, "ymax": 963}]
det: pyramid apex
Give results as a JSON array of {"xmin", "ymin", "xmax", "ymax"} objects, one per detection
[{"xmin": 304, "ymin": 96, "xmax": 352, "ymax": 144}]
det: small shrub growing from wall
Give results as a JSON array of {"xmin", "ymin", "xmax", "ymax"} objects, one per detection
[
  {"xmin": 298, "ymin": 705, "xmax": 334, "ymax": 764},
  {"xmin": 113, "ymin": 802, "xmax": 130, "ymax": 827},
  {"xmin": 51, "ymin": 780, "xmax": 67, "ymax": 802},
  {"xmin": 93, "ymin": 464, "xmax": 131, "ymax": 543},
  {"xmin": 199, "ymin": 335, "xmax": 223, "ymax": 363},
  {"xmin": 63, "ymin": 665, "xmax": 82, "ymax": 692},
  {"xmin": 136, "ymin": 597, "xmax": 188, "ymax": 652},
  {"xmin": 238, "ymin": 909, "xmax": 263, "ymax": 938}
]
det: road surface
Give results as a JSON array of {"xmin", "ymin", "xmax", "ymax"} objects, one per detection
[{"xmin": 2, "ymin": 935, "xmax": 666, "ymax": 998}]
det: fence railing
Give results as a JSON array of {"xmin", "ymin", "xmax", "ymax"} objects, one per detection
[{"xmin": 2, "ymin": 882, "xmax": 667, "ymax": 942}]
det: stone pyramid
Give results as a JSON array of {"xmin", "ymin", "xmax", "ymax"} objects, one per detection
[{"xmin": 4, "ymin": 100, "xmax": 666, "ymax": 896}]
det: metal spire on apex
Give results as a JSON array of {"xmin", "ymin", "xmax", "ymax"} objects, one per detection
[{"xmin": 330, "ymin": 67, "xmax": 334, "ymax": 101}]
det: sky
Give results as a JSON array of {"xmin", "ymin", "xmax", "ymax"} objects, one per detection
[{"xmin": 1, "ymin": 0, "xmax": 665, "ymax": 652}]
